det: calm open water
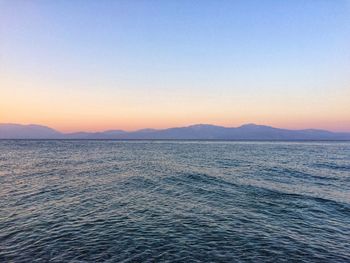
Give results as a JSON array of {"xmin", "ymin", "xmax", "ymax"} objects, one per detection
[{"xmin": 0, "ymin": 140, "xmax": 350, "ymax": 262}]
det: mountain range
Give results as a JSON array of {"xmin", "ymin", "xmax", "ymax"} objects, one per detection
[{"xmin": 1, "ymin": 123, "xmax": 350, "ymax": 140}]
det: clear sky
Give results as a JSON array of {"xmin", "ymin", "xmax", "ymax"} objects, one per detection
[{"xmin": 1, "ymin": 0, "xmax": 350, "ymax": 132}]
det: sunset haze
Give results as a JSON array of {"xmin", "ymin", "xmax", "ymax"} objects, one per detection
[{"xmin": 1, "ymin": 0, "xmax": 350, "ymax": 132}]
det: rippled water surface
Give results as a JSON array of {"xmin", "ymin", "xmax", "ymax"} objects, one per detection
[{"xmin": 1, "ymin": 140, "xmax": 350, "ymax": 262}]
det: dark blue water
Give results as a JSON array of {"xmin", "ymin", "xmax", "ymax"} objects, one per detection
[{"xmin": 1, "ymin": 140, "xmax": 350, "ymax": 262}]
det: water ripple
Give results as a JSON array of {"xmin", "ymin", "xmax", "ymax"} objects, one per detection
[{"xmin": 0, "ymin": 140, "xmax": 350, "ymax": 262}]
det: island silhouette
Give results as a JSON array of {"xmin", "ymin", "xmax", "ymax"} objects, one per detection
[{"xmin": 1, "ymin": 123, "xmax": 349, "ymax": 140}]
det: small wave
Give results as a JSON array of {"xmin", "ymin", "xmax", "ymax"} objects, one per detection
[{"xmin": 313, "ymin": 162, "xmax": 350, "ymax": 172}]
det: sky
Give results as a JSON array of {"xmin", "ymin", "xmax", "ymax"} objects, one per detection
[{"xmin": 1, "ymin": 0, "xmax": 350, "ymax": 132}]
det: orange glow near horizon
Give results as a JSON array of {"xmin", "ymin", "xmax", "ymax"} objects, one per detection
[
  {"xmin": 2, "ymin": 82, "xmax": 350, "ymax": 133},
  {"xmin": 1, "ymin": 71, "xmax": 349, "ymax": 133},
  {"xmin": 1, "ymin": 72, "xmax": 350, "ymax": 133}
]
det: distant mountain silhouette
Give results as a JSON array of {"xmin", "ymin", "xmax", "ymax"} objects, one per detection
[
  {"xmin": 1, "ymin": 123, "xmax": 350, "ymax": 140},
  {"xmin": 65, "ymin": 130, "xmax": 126, "ymax": 139},
  {"xmin": 0, "ymin": 124, "xmax": 62, "ymax": 139}
]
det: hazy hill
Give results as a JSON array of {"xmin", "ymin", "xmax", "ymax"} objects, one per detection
[
  {"xmin": 1, "ymin": 123, "xmax": 349, "ymax": 140},
  {"xmin": 0, "ymin": 124, "xmax": 63, "ymax": 139}
]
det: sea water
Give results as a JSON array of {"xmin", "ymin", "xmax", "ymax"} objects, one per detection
[{"xmin": 0, "ymin": 140, "xmax": 349, "ymax": 262}]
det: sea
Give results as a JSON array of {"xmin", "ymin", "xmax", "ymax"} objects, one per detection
[{"xmin": 0, "ymin": 140, "xmax": 349, "ymax": 262}]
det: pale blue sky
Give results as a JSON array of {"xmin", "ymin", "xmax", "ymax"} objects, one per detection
[{"xmin": 1, "ymin": 0, "xmax": 350, "ymax": 131}]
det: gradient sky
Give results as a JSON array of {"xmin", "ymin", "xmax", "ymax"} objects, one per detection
[{"xmin": 1, "ymin": 0, "xmax": 350, "ymax": 132}]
